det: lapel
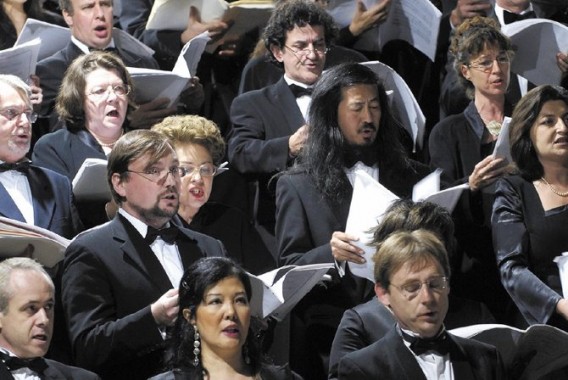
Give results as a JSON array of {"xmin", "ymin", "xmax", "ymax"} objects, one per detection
[
  {"xmin": 447, "ymin": 335, "xmax": 477, "ymax": 380},
  {"xmin": 271, "ymin": 78, "xmax": 305, "ymax": 134},
  {"xmin": 0, "ymin": 182, "xmax": 25, "ymax": 222},
  {"xmin": 386, "ymin": 329, "xmax": 428, "ymax": 380},
  {"xmin": 175, "ymin": 226, "xmax": 206, "ymax": 270},
  {"xmin": 27, "ymin": 167, "xmax": 55, "ymax": 230},
  {"xmin": 42, "ymin": 360, "xmax": 64, "ymax": 380},
  {"xmin": 0, "ymin": 362, "xmax": 15, "ymax": 380},
  {"xmin": 113, "ymin": 215, "xmax": 175, "ymax": 293},
  {"xmin": 64, "ymin": 42, "xmax": 84, "ymax": 64}
]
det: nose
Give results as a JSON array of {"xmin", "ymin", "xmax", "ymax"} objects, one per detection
[
  {"xmin": 418, "ymin": 283, "xmax": 436, "ymax": 302},
  {"xmin": 557, "ymin": 116, "xmax": 568, "ymax": 132},
  {"xmin": 36, "ymin": 308, "xmax": 49, "ymax": 326},
  {"xmin": 190, "ymin": 170, "xmax": 203, "ymax": 183},
  {"xmin": 362, "ymin": 105, "xmax": 374, "ymax": 123},
  {"xmin": 94, "ymin": 2, "xmax": 104, "ymax": 17},
  {"xmin": 223, "ymin": 301, "xmax": 237, "ymax": 320},
  {"xmin": 106, "ymin": 88, "xmax": 118, "ymax": 102}
]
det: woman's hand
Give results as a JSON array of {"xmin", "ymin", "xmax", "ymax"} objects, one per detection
[
  {"xmin": 128, "ymin": 98, "xmax": 177, "ymax": 129},
  {"xmin": 349, "ymin": 0, "xmax": 391, "ymax": 37},
  {"xmin": 468, "ymin": 155, "xmax": 509, "ymax": 191},
  {"xmin": 330, "ymin": 231, "xmax": 365, "ymax": 264}
]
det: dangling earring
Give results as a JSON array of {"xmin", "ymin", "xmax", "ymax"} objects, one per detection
[
  {"xmin": 193, "ymin": 325, "xmax": 201, "ymax": 367},
  {"xmin": 243, "ymin": 344, "xmax": 251, "ymax": 365}
]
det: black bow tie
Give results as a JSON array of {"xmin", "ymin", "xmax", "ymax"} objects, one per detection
[
  {"xmin": 503, "ymin": 10, "xmax": 536, "ymax": 24},
  {"xmin": 0, "ymin": 161, "xmax": 31, "ymax": 173},
  {"xmin": 145, "ymin": 225, "xmax": 179, "ymax": 244},
  {"xmin": 400, "ymin": 328, "xmax": 451, "ymax": 356},
  {"xmin": 0, "ymin": 351, "xmax": 48, "ymax": 374},
  {"xmin": 289, "ymin": 84, "xmax": 313, "ymax": 98}
]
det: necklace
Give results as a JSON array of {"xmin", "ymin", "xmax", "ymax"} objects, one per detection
[
  {"xmin": 540, "ymin": 177, "xmax": 568, "ymax": 197},
  {"xmin": 98, "ymin": 129, "xmax": 124, "ymax": 148}
]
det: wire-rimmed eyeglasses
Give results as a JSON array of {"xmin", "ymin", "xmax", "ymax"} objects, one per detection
[
  {"xmin": 0, "ymin": 107, "xmax": 38, "ymax": 124},
  {"xmin": 468, "ymin": 53, "xmax": 511, "ymax": 73},
  {"xmin": 285, "ymin": 43, "xmax": 329, "ymax": 57},
  {"xmin": 179, "ymin": 163, "xmax": 217, "ymax": 178},
  {"xmin": 389, "ymin": 276, "xmax": 449, "ymax": 300},
  {"xmin": 87, "ymin": 84, "xmax": 130, "ymax": 99}
]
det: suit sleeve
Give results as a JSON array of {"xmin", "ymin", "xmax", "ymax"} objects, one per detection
[
  {"xmin": 491, "ymin": 177, "xmax": 561, "ymax": 324},
  {"xmin": 428, "ymin": 117, "xmax": 470, "ymax": 187},
  {"xmin": 328, "ymin": 308, "xmax": 367, "ymax": 380},
  {"xmin": 228, "ymin": 94, "xmax": 292, "ymax": 175},
  {"xmin": 62, "ymin": 240, "xmax": 164, "ymax": 372},
  {"xmin": 275, "ymin": 175, "xmax": 333, "ymax": 266},
  {"xmin": 337, "ymin": 355, "xmax": 369, "ymax": 380},
  {"xmin": 118, "ymin": 0, "xmax": 182, "ymax": 68}
]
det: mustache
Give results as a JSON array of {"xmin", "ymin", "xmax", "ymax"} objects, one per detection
[{"xmin": 359, "ymin": 123, "xmax": 377, "ymax": 131}]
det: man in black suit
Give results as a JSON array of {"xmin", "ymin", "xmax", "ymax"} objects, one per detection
[
  {"xmin": 0, "ymin": 75, "xmax": 82, "ymax": 239},
  {"xmin": 61, "ymin": 130, "xmax": 226, "ymax": 379},
  {"xmin": 0, "ymin": 257, "xmax": 99, "ymax": 379},
  {"xmin": 338, "ymin": 230, "xmax": 505, "ymax": 379},
  {"xmin": 275, "ymin": 63, "xmax": 430, "ymax": 379},
  {"xmin": 227, "ymin": 0, "xmax": 338, "ymax": 243}
]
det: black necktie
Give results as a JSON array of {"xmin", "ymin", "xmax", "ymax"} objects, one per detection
[
  {"xmin": 145, "ymin": 225, "xmax": 179, "ymax": 244},
  {"xmin": 289, "ymin": 84, "xmax": 313, "ymax": 98},
  {"xmin": 400, "ymin": 328, "xmax": 451, "ymax": 356},
  {"xmin": 0, "ymin": 351, "xmax": 48, "ymax": 375},
  {"xmin": 0, "ymin": 161, "xmax": 31, "ymax": 173},
  {"xmin": 503, "ymin": 10, "xmax": 536, "ymax": 24}
]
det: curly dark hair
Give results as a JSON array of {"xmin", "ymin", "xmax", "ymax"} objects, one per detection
[
  {"xmin": 449, "ymin": 16, "xmax": 514, "ymax": 99},
  {"xmin": 263, "ymin": 0, "xmax": 337, "ymax": 68},
  {"xmin": 510, "ymin": 84, "xmax": 568, "ymax": 181},
  {"xmin": 165, "ymin": 257, "xmax": 264, "ymax": 379}
]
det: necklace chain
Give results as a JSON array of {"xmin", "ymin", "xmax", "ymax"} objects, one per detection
[{"xmin": 541, "ymin": 177, "xmax": 568, "ymax": 197}]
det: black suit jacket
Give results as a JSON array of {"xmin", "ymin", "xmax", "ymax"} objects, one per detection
[
  {"xmin": 328, "ymin": 297, "xmax": 496, "ymax": 379},
  {"xmin": 36, "ymin": 40, "xmax": 159, "ymax": 130},
  {"xmin": 0, "ymin": 358, "xmax": 100, "ymax": 380},
  {"xmin": 61, "ymin": 214, "xmax": 226, "ymax": 379},
  {"xmin": 32, "ymin": 129, "xmax": 111, "ymax": 229},
  {"xmin": 0, "ymin": 165, "xmax": 83, "ymax": 239},
  {"xmin": 228, "ymin": 77, "xmax": 305, "ymax": 228},
  {"xmin": 338, "ymin": 326, "xmax": 506, "ymax": 380}
]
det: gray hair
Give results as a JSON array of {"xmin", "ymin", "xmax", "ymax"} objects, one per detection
[
  {"xmin": 0, "ymin": 75, "xmax": 32, "ymax": 104},
  {"xmin": 0, "ymin": 258, "xmax": 53, "ymax": 313}
]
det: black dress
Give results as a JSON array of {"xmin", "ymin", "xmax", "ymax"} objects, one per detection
[{"xmin": 492, "ymin": 174, "xmax": 568, "ymax": 330}]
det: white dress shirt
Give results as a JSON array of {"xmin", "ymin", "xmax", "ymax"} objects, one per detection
[
  {"xmin": 400, "ymin": 328, "xmax": 454, "ymax": 380},
  {"xmin": 118, "ymin": 209, "xmax": 183, "ymax": 288},
  {"xmin": 284, "ymin": 75, "xmax": 312, "ymax": 121}
]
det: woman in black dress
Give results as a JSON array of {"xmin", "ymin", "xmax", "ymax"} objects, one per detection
[{"xmin": 492, "ymin": 84, "xmax": 568, "ymax": 330}]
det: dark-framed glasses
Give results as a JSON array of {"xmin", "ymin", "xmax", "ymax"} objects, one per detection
[
  {"xmin": 0, "ymin": 107, "xmax": 38, "ymax": 123},
  {"xmin": 179, "ymin": 163, "xmax": 217, "ymax": 178},
  {"xmin": 468, "ymin": 53, "xmax": 511, "ymax": 72},
  {"xmin": 87, "ymin": 84, "xmax": 130, "ymax": 99},
  {"xmin": 125, "ymin": 166, "xmax": 183, "ymax": 183},
  {"xmin": 390, "ymin": 276, "xmax": 448, "ymax": 300},
  {"xmin": 285, "ymin": 42, "xmax": 329, "ymax": 57}
]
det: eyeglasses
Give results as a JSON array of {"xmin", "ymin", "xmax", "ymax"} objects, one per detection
[
  {"xmin": 179, "ymin": 163, "xmax": 217, "ymax": 178},
  {"xmin": 468, "ymin": 53, "xmax": 511, "ymax": 72},
  {"xmin": 125, "ymin": 166, "xmax": 183, "ymax": 183},
  {"xmin": 390, "ymin": 276, "xmax": 448, "ymax": 300},
  {"xmin": 0, "ymin": 107, "xmax": 38, "ymax": 123},
  {"xmin": 87, "ymin": 84, "xmax": 130, "ymax": 99},
  {"xmin": 285, "ymin": 43, "xmax": 329, "ymax": 57}
]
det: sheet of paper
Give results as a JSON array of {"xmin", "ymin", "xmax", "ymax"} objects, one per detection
[
  {"xmin": 502, "ymin": 18, "xmax": 568, "ymax": 85},
  {"xmin": 14, "ymin": 18, "xmax": 70, "ymax": 61},
  {"xmin": 0, "ymin": 38, "xmax": 41, "ymax": 81},
  {"xmin": 128, "ymin": 67, "xmax": 189, "ymax": 107},
  {"xmin": 412, "ymin": 169, "xmax": 441, "ymax": 202},
  {"xmin": 345, "ymin": 169, "xmax": 399, "ymax": 282},
  {"xmin": 330, "ymin": 0, "xmax": 441, "ymax": 61},
  {"xmin": 362, "ymin": 61, "xmax": 425, "ymax": 150},
  {"xmin": 72, "ymin": 158, "xmax": 111, "ymax": 201},
  {"xmin": 492, "ymin": 117, "xmax": 512, "ymax": 164},
  {"xmin": 113, "ymin": 28, "xmax": 155, "ymax": 57},
  {"xmin": 146, "ymin": 0, "xmax": 228, "ymax": 31},
  {"xmin": 172, "ymin": 32, "xmax": 210, "ymax": 77}
]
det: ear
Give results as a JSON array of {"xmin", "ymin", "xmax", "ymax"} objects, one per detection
[
  {"xmin": 375, "ymin": 283, "xmax": 390, "ymax": 308},
  {"xmin": 182, "ymin": 308, "xmax": 195, "ymax": 324},
  {"xmin": 62, "ymin": 10, "xmax": 74, "ymax": 27},
  {"xmin": 111, "ymin": 172, "xmax": 127, "ymax": 198},
  {"xmin": 270, "ymin": 44, "xmax": 285, "ymax": 63},
  {"xmin": 460, "ymin": 64, "xmax": 471, "ymax": 81}
]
